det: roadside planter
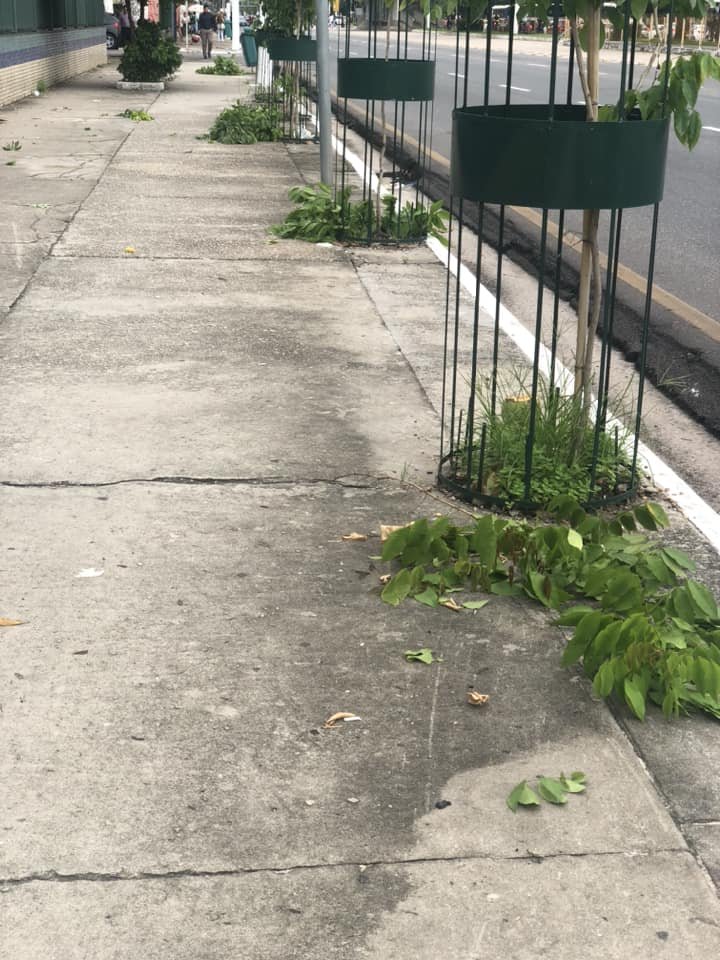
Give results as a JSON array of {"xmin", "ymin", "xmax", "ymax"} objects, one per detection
[{"xmin": 438, "ymin": 2, "xmax": 714, "ymax": 512}]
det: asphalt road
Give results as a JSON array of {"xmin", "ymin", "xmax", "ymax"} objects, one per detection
[{"xmin": 334, "ymin": 30, "xmax": 720, "ymax": 326}]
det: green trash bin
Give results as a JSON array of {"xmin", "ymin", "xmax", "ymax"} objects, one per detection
[{"xmin": 240, "ymin": 28, "xmax": 257, "ymax": 68}]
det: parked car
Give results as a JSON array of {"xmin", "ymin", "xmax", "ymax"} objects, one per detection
[{"xmin": 105, "ymin": 12, "xmax": 120, "ymax": 50}]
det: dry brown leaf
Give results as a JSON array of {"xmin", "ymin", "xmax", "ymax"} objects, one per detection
[
  {"xmin": 323, "ymin": 711, "xmax": 359, "ymax": 729},
  {"xmin": 467, "ymin": 691, "xmax": 490, "ymax": 706},
  {"xmin": 0, "ymin": 618, "xmax": 26, "ymax": 627},
  {"xmin": 341, "ymin": 532, "xmax": 367, "ymax": 542},
  {"xmin": 440, "ymin": 598, "xmax": 463, "ymax": 612},
  {"xmin": 380, "ymin": 524, "xmax": 406, "ymax": 542}
]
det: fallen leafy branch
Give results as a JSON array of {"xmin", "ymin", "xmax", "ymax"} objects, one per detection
[{"xmin": 378, "ymin": 497, "xmax": 720, "ymax": 721}]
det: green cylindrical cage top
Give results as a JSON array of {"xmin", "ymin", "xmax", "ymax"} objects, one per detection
[
  {"xmin": 265, "ymin": 37, "xmax": 317, "ymax": 62},
  {"xmin": 337, "ymin": 58, "xmax": 436, "ymax": 102},
  {"xmin": 451, "ymin": 105, "xmax": 669, "ymax": 210}
]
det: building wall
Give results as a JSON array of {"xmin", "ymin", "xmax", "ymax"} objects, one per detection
[{"xmin": 0, "ymin": 27, "xmax": 106, "ymax": 108}]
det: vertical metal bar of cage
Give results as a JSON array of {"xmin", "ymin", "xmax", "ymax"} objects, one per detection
[
  {"xmin": 424, "ymin": 22, "xmax": 438, "ymax": 206},
  {"xmin": 548, "ymin": 7, "xmax": 565, "ymax": 392},
  {"xmin": 598, "ymin": 16, "xmax": 639, "ymax": 421},
  {"xmin": 588, "ymin": 207, "xmax": 617, "ymax": 494},
  {"xmin": 361, "ymin": 3, "xmax": 374, "ymax": 209},
  {"xmin": 441, "ymin": 16, "xmax": 469, "ymax": 472},
  {"xmin": 438, "ymin": 180, "xmax": 456, "ymax": 467},
  {"xmin": 339, "ymin": 22, "xmax": 351, "ymax": 231},
  {"xmin": 483, "ymin": 13, "xmax": 501, "ymax": 423},
  {"xmin": 490, "ymin": 3, "xmax": 518, "ymax": 416},
  {"xmin": 594, "ymin": 3, "xmax": 635, "ymax": 438},
  {"xmin": 460, "ymin": 14, "xmax": 479, "ymax": 490},
  {"xmin": 524, "ymin": 210, "xmax": 550, "ymax": 503}
]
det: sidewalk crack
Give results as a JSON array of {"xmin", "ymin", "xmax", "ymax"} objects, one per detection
[
  {"xmin": 0, "ymin": 474, "xmax": 390, "ymax": 491},
  {"xmin": 0, "ymin": 847, "xmax": 691, "ymax": 888}
]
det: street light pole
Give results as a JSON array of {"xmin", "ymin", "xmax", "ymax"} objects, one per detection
[{"xmin": 314, "ymin": 0, "xmax": 333, "ymax": 186}]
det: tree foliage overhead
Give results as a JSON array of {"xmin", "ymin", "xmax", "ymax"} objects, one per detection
[
  {"xmin": 258, "ymin": 0, "xmax": 316, "ymax": 36},
  {"xmin": 418, "ymin": 0, "xmax": 714, "ymax": 19}
]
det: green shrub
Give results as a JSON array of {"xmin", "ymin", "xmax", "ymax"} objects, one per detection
[
  {"xmin": 463, "ymin": 375, "xmax": 635, "ymax": 507},
  {"xmin": 271, "ymin": 184, "xmax": 448, "ymax": 244},
  {"xmin": 118, "ymin": 21, "xmax": 182, "ymax": 83},
  {"xmin": 196, "ymin": 55, "xmax": 242, "ymax": 76},
  {"xmin": 208, "ymin": 102, "xmax": 282, "ymax": 144}
]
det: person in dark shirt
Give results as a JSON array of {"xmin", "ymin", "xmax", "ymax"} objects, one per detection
[{"xmin": 198, "ymin": 4, "xmax": 216, "ymax": 59}]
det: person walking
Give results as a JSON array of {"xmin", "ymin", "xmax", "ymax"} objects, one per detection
[
  {"xmin": 215, "ymin": 9, "xmax": 225, "ymax": 42},
  {"xmin": 118, "ymin": 7, "xmax": 131, "ymax": 48},
  {"xmin": 198, "ymin": 3, "xmax": 216, "ymax": 59}
]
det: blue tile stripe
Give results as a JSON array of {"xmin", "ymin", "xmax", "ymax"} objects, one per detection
[{"xmin": 0, "ymin": 29, "xmax": 103, "ymax": 69}]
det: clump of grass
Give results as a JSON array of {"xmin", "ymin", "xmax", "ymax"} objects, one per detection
[
  {"xmin": 196, "ymin": 55, "xmax": 242, "ymax": 76},
  {"xmin": 455, "ymin": 373, "xmax": 637, "ymax": 507},
  {"xmin": 118, "ymin": 109, "xmax": 154, "ymax": 122},
  {"xmin": 208, "ymin": 101, "xmax": 282, "ymax": 144},
  {"xmin": 2, "ymin": 140, "xmax": 21, "ymax": 151},
  {"xmin": 271, "ymin": 184, "xmax": 448, "ymax": 244}
]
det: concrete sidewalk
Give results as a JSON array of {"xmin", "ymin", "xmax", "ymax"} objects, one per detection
[{"xmin": 1, "ymin": 59, "xmax": 720, "ymax": 958}]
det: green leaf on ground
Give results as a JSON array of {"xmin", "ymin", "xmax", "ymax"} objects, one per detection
[
  {"xmin": 462, "ymin": 599, "xmax": 490, "ymax": 610},
  {"xmin": 414, "ymin": 587, "xmax": 439, "ymax": 607},
  {"xmin": 560, "ymin": 773, "xmax": 587, "ymax": 794},
  {"xmin": 506, "ymin": 781, "xmax": 541, "ymax": 812},
  {"xmin": 537, "ymin": 777, "xmax": 568, "ymax": 804},
  {"xmin": 381, "ymin": 569, "xmax": 412, "ymax": 606},
  {"xmin": 404, "ymin": 648, "xmax": 442, "ymax": 665}
]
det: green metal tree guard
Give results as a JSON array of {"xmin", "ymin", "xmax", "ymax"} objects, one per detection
[
  {"xmin": 334, "ymin": 1, "xmax": 437, "ymax": 242},
  {"xmin": 440, "ymin": 1, "xmax": 676, "ymax": 511},
  {"xmin": 258, "ymin": 34, "xmax": 317, "ymax": 140}
]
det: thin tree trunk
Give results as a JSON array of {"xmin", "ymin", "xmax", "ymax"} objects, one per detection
[{"xmin": 571, "ymin": 12, "xmax": 601, "ymax": 423}]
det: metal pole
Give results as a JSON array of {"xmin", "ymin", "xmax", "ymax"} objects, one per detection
[
  {"xmin": 231, "ymin": 0, "xmax": 241, "ymax": 53},
  {"xmin": 315, "ymin": 0, "xmax": 333, "ymax": 185}
]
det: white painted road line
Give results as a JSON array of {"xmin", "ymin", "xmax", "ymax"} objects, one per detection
[
  {"xmin": 703, "ymin": 126, "xmax": 720, "ymax": 132},
  {"xmin": 332, "ymin": 125, "xmax": 720, "ymax": 558},
  {"xmin": 499, "ymin": 84, "xmax": 531, "ymax": 92},
  {"xmin": 448, "ymin": 72, "xmax": 465, "ymax": 79}
]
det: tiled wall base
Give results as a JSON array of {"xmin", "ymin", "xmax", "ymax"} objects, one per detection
[{"xmin": 0, "ymin": 33, "xmax": 106, "ymax": 108}]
